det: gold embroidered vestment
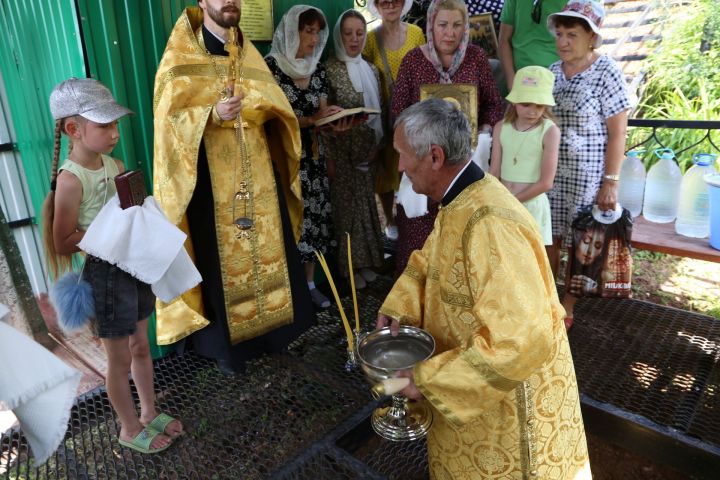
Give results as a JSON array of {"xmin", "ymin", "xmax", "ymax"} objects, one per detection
[
  {"xmin": 380, "ymin": 175, "xmax": 591, "ymax": 479},
  {"xmin": 152, "ymin": 8, "xmax": 303, "ymax": 346}
]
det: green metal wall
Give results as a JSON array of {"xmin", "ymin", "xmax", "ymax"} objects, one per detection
[
  {"xmin": 2, "ymin": 0, "xmax": 353, "ymax": 223},
  {"xmin": 62, "ymin": 0, "xmax": 198, "ymax": 359},
  {"xmin": 274, "ymin": 0, "xmax": 352, "ymax": 28},
  {"xmin": 1, "ymin": 0, "xmax": 351, "ymax": 358},
  {"xmin": 76, "ymin": 0, "xmax": 196, "ymax": 190},
  {"xmin": 0, "ymin": 0, "xmax": 86, "ymax": 217}
]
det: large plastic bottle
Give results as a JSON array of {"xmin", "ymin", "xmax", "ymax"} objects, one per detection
[
  {"xmin": 643, "ymin": 148, "xmax": 682, "ymax": 223},
  {"xmin": 675, "ymin": 153, "xmax": 717, "ymax": 237},
  {"xmin": 617, "ymin": 150, "xmax": 646, "ymax": 217}
]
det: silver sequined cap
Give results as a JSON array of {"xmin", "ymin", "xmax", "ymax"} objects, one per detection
[{"xmin": 49, "ymin": 78, "xmax": 133, "ymax": 122}]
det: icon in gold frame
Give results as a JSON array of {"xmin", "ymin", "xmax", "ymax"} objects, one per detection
[
  {"xmin": 469, "ymin": 13, "xmax": 499, "ymax": 59},
  {"xmin": 420, "ymin": 83, "xmax": 478, "ymax": 145}
]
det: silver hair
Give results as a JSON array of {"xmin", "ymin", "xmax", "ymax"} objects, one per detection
[{"xmin": 394, "ymin": 98, "xmax": 472, "ymax": 166}]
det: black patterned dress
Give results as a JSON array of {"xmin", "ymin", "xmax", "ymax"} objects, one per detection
[
  {"xmin": 266, "ymin": 57, "xmax": 337, "ymax": 263},
  {"xmin": 324, "ymin": 58, "xmax": 384, "ymax": 278}
]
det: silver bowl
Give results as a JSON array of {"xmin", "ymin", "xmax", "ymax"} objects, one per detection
[
  {"xmin": 357, "ymin": 326, "xmax": 435, "ymax": 381},
  {"xmin": 357, "ymin": 326, "xmax": 435, "ymax": 441}
]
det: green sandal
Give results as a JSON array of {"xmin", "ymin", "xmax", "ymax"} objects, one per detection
[
  {"xmin": 145, "ymin": 412, "xmax": 183, "ymax": 438},
  {"xmin": 118, "ymin": 427, "xmax": 171, "ymax": 454}
]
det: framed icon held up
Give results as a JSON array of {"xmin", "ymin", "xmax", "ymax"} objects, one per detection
[
  {"xmin": 420, "ymin": 83, "xmax": 478, "ymax": 146},
  {"xmin": 469, "ymin": 13, "xmax": 499, "ymax": 58}
]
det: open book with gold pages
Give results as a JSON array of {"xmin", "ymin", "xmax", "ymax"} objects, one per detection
[{"xmin": 314, "ymin": 107, "xmax": 380, "ymax": 127}]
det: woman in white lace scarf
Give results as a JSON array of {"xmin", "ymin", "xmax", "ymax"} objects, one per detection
[
  {"xmin": 265, "ymin": 6, "xmax": 346, "ymax": 309},
  {"xmin": 324, "ymin": 9, "xmax": 385, "ymax": 289}
]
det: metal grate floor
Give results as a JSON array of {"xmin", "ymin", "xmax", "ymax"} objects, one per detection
[
  {"xmin": 570, "ymin": 296, "xmax": 720, "ymax": 445},
  {"xmin": 1, "ymin": 276, "xmax": 430, "ymax": 480},
  {"xmin": 3, "ymin": 275, "xmax": 720, "ymax": 478}
]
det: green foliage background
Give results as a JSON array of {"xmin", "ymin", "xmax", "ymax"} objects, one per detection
[{"xmin": 628, "ymin": 0, "xmax": 720, "ymax": 172}]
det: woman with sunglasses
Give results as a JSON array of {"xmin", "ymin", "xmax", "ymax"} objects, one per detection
[
  {"xmin": 498, "ymin": 0, "xmax": 567, "ymax": 88},
  {"xmin": 363, "ymin": 0, "xmax": 425, "ymax": 244}
]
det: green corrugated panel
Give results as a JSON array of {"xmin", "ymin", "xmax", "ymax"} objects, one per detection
[
  {"xmin": 76, "ymin": 0, "xmax": 196, "ymax": 188},
  {"xmin": 273, "ymin": 0, "xmax": 354, "ymax": 28},
  {"xmin": 73, "ymin": 0, "xmax": 352, "ymax": 189},
  {"xmin": 2, "ymin": 1, "xmax": 353, "ymax": 358},
  {"xmin": 0, "ymin": 0, "xmax": 85, "ymax": 219},
  {"xmin": 0, "ymin": 0, "xmax": 354, "ymax": 223},
  {"xmin": 75, "ymin": 0, "xmax": 196, "ymax": 359}
]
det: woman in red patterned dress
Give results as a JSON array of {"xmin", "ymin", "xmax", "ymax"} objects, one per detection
[{"xmin": 391, "ymin": 0, "xmax": 503, "ymax": 275}]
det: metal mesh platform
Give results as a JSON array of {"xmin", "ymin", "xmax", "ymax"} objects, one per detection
[
  {"xmin": 571, "ymin": 296, "xmax": 720, "ymax": 445},
  {"xmin": 342, "ymin": 421, "xmax": 429, "ymax": 480},
  {"xmin": 4, "ymin": 275, "xmax": 720, "ymax": 478},
  {"xmin": 0, "ymin": 276, "xmax": 430, "ymax": 480}
]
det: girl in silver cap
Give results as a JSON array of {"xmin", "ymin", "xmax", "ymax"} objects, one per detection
[{"xmin": 42, "ymin": 78, "xmax": 183, "ymax": 454}]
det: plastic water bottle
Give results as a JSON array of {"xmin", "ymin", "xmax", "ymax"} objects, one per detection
[
  {"xmin": 675, "ymin": 153, "xmax": 717, "ymax": 237},
  {"xmin": 618, "ymin": 150, "xmax": 646, "ymax": 217},
  {"xmin": 643, "ymin": 148, "xmax": 682, "ymax": 223}
]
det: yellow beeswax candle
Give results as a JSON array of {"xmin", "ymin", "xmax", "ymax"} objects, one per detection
[
  {"xmin": 346, "ymin": 233, "xmax": 360, "ymax": 333},
  {"xmin": 315, "ymin": 251, "xmax": 355, "ymax": 351}
]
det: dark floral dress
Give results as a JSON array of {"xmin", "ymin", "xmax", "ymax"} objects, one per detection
[
  {"xmin": 266, "ymin": 56, "xmax": 337, "ymax": 262},
  {"xmin": 323, "ymin": 58, "xmax": 384, "ymax": 278}
]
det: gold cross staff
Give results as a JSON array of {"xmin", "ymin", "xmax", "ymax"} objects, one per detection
[
  {"xmin": 224, "ymin": 26, "xmax": 252, "ymax": 239},
  {"xmin": 224, "ymin": 27, "xmax": 241, "ymax": 97}
]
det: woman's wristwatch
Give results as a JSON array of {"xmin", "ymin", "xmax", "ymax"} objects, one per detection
[{"xmin": 603, "ymin": 174, "xmax": 620, "ymax": 182}]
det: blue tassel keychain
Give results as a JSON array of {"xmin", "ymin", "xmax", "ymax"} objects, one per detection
[{"xmin": 49, "ymin": 270, "xmax": 95, "ymax": 333}]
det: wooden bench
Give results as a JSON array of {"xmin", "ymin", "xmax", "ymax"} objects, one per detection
[{"xmin": 631, "ymin": 215, "xmax": 720, "ymax": 263}]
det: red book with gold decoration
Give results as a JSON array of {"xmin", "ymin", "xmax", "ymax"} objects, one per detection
[{"xmin": 114, "ymin": 170, "xmax": 147, "ymax": 209}]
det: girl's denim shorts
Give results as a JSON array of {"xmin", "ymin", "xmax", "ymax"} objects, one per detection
[{"xmin": 84, "ymin": 256, "xmax": 156, "ymax": 338}]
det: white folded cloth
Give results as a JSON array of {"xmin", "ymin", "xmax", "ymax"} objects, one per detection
[
  {"xmin": 471, "ymin": 131, "xmax": 492, "ymax": 171},
  {"xmin": 0, "ymin": 319, "xmax": 81, "ymax": 465},
  {"xmin": 79, "ymin": 195, "xmax": 201, "ymax": 302},
  {"xmin": 397, "ymin": 174, "xmax": 429, "ymax": 219},
  {"xmin": 150, "ymin": 247, "xmax": 200, "ymax": 303}
]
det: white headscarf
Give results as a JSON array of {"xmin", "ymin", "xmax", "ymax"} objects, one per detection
[
  {"xmin": 333, "ymin": 10, "xmax": 383, "ymax": 144},
  {"xmin": 267, "ymin": 5, "xmax": 329, "ymax": 80},
  {"xmin": 368, "ymin": 0, "xmax": 414, "ymax": 19}
]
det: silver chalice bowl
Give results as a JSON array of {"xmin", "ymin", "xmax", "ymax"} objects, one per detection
[{"xmin": 357, "ymin": 325, "xmax": 435, "ymax": 441}]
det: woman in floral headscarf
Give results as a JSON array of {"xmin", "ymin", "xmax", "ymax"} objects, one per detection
[
  {"xmin": 391, "ymin": 0, "xmax": 503, "ymax": 276},
  {"xmin": 265, "ymin": 5, "xmax": 342, "ymax": 309}
]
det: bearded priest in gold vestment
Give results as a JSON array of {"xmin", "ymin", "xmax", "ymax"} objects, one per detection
[
  {"xmin": 377, "ymin": 99, "xmax": 592, "ymax": 479},
  {"xmin": 153, "ymin": 1, "xmax": 315, "ymax": 372}
]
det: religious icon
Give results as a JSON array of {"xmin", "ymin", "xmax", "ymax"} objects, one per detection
[
  {"xmin": 420, "ymin": 83, "xmax": 478, "ymax": 146},
  {"xmin": 469, "ymin": 13, "xmax": 499, "ymax": 59}
]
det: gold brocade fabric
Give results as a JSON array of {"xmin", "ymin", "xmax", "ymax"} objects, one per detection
[
  {"xmin": 380, "ymin": 176, "xmax": 591, "ymax": 479},
  {"xmin": 152, "ymin": 8, "xmax": 303, "ymax": 346}
]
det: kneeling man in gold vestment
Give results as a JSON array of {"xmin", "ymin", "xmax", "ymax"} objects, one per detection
[{"xmin": 377, "ymin": 99, "xmax": 591, "ymax": 479}]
